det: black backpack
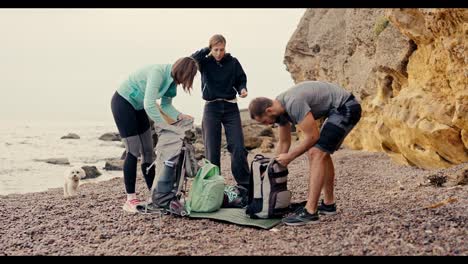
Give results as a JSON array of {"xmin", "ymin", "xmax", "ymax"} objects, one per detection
[{"xmin": 246, "ymin": 154, "xmax": 291, "ymax": 219}]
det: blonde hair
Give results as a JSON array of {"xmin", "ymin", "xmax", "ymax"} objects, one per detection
[{"xmin": 209, "ymin": 34, "xmax": 226, "ymax": 49}]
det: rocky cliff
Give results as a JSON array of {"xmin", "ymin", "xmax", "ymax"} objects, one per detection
[{"xmin": 284, "ymin": 8, "xmax": 467, "ymax": 169}]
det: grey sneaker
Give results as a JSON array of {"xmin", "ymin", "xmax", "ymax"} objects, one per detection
[
  {"xmin": 136, "ymin": 202, "xmax": 164, "ymax": 214},
  {"xmin": 317, "ymin": 199, "xmax": 337, "ymax": 215},
  {"xmin": 282, "ymin": 207, "xmax": 319, "ymax": 226}
]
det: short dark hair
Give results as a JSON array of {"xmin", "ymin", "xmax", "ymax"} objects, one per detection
[
  {"xmin": 248, "ymin": 97, "xmax": 273, "ymax": 119},
  {"xmin": 172, "ymin": 57, "xmax": 199, "ymax": 93}
]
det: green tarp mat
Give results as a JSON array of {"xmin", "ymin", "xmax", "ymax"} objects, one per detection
[{"xmin": 189, "ymin": 208, "xmax": 282, "ymax": 229}]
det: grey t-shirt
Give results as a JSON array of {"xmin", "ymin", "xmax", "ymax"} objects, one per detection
[{"xmin": 275, "ymin": 81, "xmax": 352, "ymax": 126}]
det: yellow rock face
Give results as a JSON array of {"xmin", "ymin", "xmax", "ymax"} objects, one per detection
[{"xmin": 285, "ymin": 8, "xmax": 468, "ymax": 169}]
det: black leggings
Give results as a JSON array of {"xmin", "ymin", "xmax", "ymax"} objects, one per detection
[{"xmin": 111, "ymin": 91, "xmax": 155, "ymax": 194}]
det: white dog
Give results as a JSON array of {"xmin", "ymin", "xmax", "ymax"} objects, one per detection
[{"xmin": 64, "ymin": 167, "xmax": 86, "ymax": 198}]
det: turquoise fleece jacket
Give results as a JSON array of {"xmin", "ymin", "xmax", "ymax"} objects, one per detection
[{"xmin": 117, "ymin": 64, "xmax": 180, "ymax": 123}]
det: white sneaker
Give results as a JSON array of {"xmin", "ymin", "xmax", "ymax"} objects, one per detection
[
  {"xmin": 122, "ymin": 198, "xmax": 142, "ymax": 213},
  {"xmin": 135, "ymin": 196, "xmax": 153, "ymax": 207}
]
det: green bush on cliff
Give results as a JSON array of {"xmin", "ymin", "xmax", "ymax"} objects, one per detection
[{"xmin": 374, "ymin": 16, "xmax": 389, "ymax": 37}]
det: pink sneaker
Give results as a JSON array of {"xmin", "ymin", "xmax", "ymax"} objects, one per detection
[{"xmin": 122, "ymin": 198, "xmax": 143, "ymax": 213}]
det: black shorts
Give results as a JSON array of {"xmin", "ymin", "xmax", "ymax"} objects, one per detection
[
  {"xmin": 111, "ymin": 91, "xmax": 150, "ymax": 138},
  {"xmin": 315, "ymin": 94, "xmax": 362, "ymax": 154}
]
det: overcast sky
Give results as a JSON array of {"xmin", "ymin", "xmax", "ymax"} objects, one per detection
[{"xmin": 0, "ymin": 8, "xmax": 305, "ymax": 124}]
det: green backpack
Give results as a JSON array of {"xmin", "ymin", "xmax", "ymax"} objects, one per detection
[{"xmin": 185, "ymin": 159, "xmax": 225, "ymax": 214}]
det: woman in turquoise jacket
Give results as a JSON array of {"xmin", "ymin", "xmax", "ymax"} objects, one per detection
[{"xmin": 111, "ymin": 57, "xmax": 198, "ymax": 213}]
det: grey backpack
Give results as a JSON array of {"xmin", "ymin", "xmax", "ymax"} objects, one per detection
[
  {"xmin": 150, "ymin": 119, "xmax": 199, "ymax": 215},
  {"xmin": 246, "ymin": 154, "xmax": 291, "ymax": 219}
]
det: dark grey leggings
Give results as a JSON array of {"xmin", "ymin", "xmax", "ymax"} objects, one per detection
[
  {"xmin": 111, "ymin": 91, "xmax": 155, "ymax": 194},
  {"xmin": 202, "ymin": 101, "xmax": 250, "ymax": 189}
]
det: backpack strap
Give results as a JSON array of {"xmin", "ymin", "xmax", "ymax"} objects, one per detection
[
  {"xmin": 175, "ymin": 146, "xmax": 187, "ymax": 197},
  {"xmin": 253, "ymin": 154, "xmax": 265, "ymax": 160},
  {"xmin": 268, "ymin": 159, "xmax": 289, "ymax": 178},
  {"xmin": 251, "ymin": 161, "xmax": 263, "ymax": 199}
]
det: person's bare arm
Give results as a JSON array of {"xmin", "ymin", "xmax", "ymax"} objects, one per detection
[
  {"xmin": 276, "ymin": 122, "xmax": 292, "ymax": 155},
  {"xmin": 276, "ymin": 112, "xmax": 320, "ymax": 166}
]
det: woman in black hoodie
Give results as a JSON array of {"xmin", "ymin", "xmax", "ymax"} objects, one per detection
[{"xmin": 191, "ymin": 34, "xmax": 250, "ymax": 204}]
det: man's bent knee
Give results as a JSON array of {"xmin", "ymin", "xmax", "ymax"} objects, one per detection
[{"xmin": 308, "ymin": 147, "xmax": 328, "ymax": 161}]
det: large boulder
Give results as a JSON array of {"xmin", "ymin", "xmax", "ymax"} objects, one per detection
[
  {"xmin": 284, "ymin": 8, "xmax": 468, "ymax": 169},
  {"xmin": 242, "ymin": 123, "xmax": 276, "ymax": 151},
  {"xmin": 244, "ymin": 136, "xmax": 263, "ymax": 150}
]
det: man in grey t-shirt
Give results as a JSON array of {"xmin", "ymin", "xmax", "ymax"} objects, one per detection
[{"xmin": 248, "ymin": 81, "xmax": 362, "ymax": 226}]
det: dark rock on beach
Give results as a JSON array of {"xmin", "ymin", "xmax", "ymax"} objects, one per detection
[
  {"xmin": 99, "ymin": 133, "xmax": 121, "ymax": 142},
  {"xmin": 34, "ymin": 158, "xmax": 70, "ymax": 166},
  {"xmin": 81, "ymin": 166, "xmax": 102, "ymax": 179},
  {"xmin": 60, "ymin": 133, "xmax": 80, "ymax": 140}
]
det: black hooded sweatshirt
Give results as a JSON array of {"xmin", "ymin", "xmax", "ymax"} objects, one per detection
[{"xmin": 191, "ymin": 47, "xmax": 247, "ymax": 101}]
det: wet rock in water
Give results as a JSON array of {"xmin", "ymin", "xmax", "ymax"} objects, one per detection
[
  {"xmin": 104, "ymin": 159, "xmax": 124, "ymax": 171},
  {"xmin": 34, "ymin": 158, "xmax": 70, "ymax": 165},
  {"xmin": 99, "ymin": 132, "xmax": 121, "ymax": 142},
  {"xmin": 60, "ymin": 133, "xmax": 80, "ymax": 139},
  {"xmin": 81, "ymin": 166, "xmax": 102, "ymax": 179}
]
